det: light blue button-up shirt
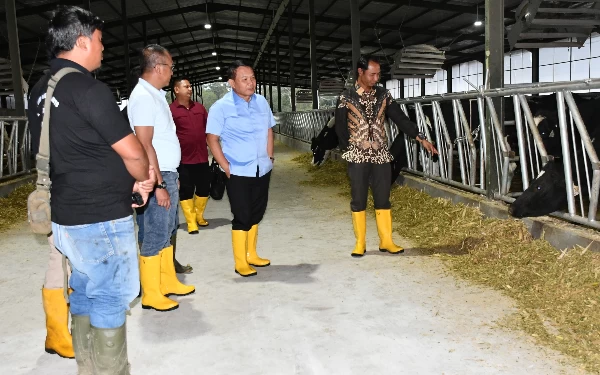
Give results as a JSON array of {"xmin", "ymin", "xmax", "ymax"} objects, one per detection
[{"xmin": 207, "ymin": 91, "xmax": 276, "ymax": 177}]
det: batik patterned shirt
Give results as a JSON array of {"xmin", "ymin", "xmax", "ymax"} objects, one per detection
[{"xmin": 335, "ymin": 84, "xmax": 420, "ymax": 164}]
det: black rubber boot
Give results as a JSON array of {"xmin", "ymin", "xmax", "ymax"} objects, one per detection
[{"xmin": 171, "ymin": 232, "xmax": 193, "ymax": 274}]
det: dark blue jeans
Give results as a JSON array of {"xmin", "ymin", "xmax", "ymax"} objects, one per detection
[{"xmin": 136, "ymin": 171, "xmax": 179, "ymax": 257}]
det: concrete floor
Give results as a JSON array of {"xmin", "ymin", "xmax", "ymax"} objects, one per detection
[{"xmin": 0, "ymin": 144, "xmax": 587, "ymax": 375}]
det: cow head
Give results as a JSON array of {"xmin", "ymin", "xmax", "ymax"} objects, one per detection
[
  {"xmin": 310, "ymin": 137, "xmax": 327, "ymax": 166},
  {"xmin": 508, "ymin": 160, "xmax": 568, "ymax": 218}
]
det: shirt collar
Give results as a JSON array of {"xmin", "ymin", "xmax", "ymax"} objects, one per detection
[
  {"xmin": 173, "ymin": 100, "xmax": 194, "ymax": 109},
  {"xmin": 354, "ymin": 82, "xmax": 366, "ymax": 96},
  {"xmin": 137, "ymin": 78, "xmax": 166, "ymax": 97},
  {"xmin": 50, "ymin": 58, "xmax": 92, "ymax": 76},
  {"xmin": 232, "ymin": 90, "xmax": 256, "ymax": 105}
]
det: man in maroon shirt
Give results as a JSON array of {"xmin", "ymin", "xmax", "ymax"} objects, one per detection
[{"xmin": 170, "ymin": 78, "xmax": 211, "ymax": 237}]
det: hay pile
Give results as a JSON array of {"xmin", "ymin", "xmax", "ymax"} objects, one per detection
[
  {"xmin": 0, "ymin": 182, "xmax": 35, "ymax": 232},
  {"xmin": 293, "ymin": 153, "xmax": 600, "ymax": 373}
]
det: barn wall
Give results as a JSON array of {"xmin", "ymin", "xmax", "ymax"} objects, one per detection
[{"xmin": 386, "ymin": 33, "xmax": 600, "ymax": 98}]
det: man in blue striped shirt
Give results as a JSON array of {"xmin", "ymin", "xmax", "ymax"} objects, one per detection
[{"xmin": 207, "ymin": 60, "xmax": 275, "ymax": 277}]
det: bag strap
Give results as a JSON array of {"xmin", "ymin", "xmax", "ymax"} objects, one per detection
[{"xmin": 36, "ymin": 67, "xmax": 83, "ymax": 187}]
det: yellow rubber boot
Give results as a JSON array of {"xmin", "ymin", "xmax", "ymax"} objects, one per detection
[
  {"xmin": 350, "ymin": 211, "xmax": 367, "ymax": 257},
  {"xmin": 194, "ymin": 195, "xmax": 209, "ymax": 227},
  {"xmin": 232, "ymin": 230, "xmax": 257, "ymax": 277},
  {"xmin": 247, "ymin": 224, "xmax": 270, "ymax": 267},
  {"xmin": 180, "ymin": 199, "xmax": 199, "ymax": 234},
  {"xmin": 375, "ymin": 209, "xmax": 404, "ymax": 254},
  {"xmin": 42, "ymin": 287, "xmax": 75, "ymax": 358},
  {"xmin": 159, "ymin": 246, "xmax": 195, "ymax": 296},
  {"xmin": 139, "ymin": 255, "xmax": 179, "ymax": 311}
]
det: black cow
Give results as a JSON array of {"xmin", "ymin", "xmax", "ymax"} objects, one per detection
[
  {"xmin": 310, "ymin": 117, "xmax": 338, "ymax": 166},
  {"xmin": 509, "ymin": 99, "xmax": 600, "ymax": 218}
]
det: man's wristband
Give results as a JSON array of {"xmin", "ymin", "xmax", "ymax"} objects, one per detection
[{"xmin": 269, "ymin": 156, "xmax": 275, "ymax": 161}]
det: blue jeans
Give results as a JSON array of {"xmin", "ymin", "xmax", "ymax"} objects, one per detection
[
  {"xmin": 52, "ymin": 215, "xmax": 139, "ymax": 329},
  {"xmin": 136, "ymin": 171, "xmax": 179, "ymax": 257}
]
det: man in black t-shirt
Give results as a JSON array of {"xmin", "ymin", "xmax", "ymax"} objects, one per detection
[{"xmin": 28, "ymin": 6, "xmax": 154, "ymax": 373}]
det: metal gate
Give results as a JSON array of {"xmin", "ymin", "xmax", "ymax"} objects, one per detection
[{"xmin": 275, "ymin": 78, "xmax": 600, "ymax": 230}]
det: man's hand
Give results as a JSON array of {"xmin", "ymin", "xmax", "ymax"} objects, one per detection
[
  {"xmin": 156, "ymin": 188, "xmax": 171, "ymax": 210},
  {"xmin": 132, "ymin": 166, "xmax": 157, "ymax": 207},
  {"xmin": 418, "ymin": 138, "xmax": 439, "ymax": 156},
  {"xmin": 137, "ymin": 166, "xmax": 156, "ymax": 194},
  {"xmin": 223, "ymin": 163, "xmax": 231, "ymax": 179}
]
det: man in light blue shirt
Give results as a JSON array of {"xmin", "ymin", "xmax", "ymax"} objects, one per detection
[{"xmin": 207, "ymin": 60, "xmax": 275, "ymax": 277}]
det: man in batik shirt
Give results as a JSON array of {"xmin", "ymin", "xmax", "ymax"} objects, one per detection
[{"xmin": 335, "ymin": 56, "xmax": 438, "ymax": 258}]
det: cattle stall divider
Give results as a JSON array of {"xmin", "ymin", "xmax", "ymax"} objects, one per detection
[
  {"xmin": 0, "ymin": 117, "xmax": 31, "ymax": 181},
  {"xmin": 274, "ymin": 78, "xmax": 600, "ymax": 230}
]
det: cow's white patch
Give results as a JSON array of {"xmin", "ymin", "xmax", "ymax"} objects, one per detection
[
  {"xmin": 536, "ymin": 170, "xmax": 546, "ymax": 179},
  {"xmin": 534, "ymin": 115, "xmax": 546, "ymax": 127}
]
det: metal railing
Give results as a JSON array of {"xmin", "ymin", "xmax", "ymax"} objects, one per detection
[
  {"xmin": 274, "ymin": 110, "xmax": 334, "ymax": 143},
  {"xmin": 274, "ymin": 78, "xmax": 600, "ymax": 230},
  {"xmin": 0, "ymin": 117, "xmax": 31, "ymax": 180}
]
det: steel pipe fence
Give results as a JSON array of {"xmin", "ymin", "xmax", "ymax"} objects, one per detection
[
  {"xmin": 273, "ymin": 78, "xmax": 600, "ymax": 230},
  {"xmin": 0, "ymin": 117, "xmax": 31, "ymax": 180},
  {"xmin": 274, "ymin": 110, "xmax": 334, "ymax": 143}
]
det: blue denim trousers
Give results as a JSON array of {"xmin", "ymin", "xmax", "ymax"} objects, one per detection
[
  {"xmin": 136, "ymin": 171, "xmax": 179, "ymax": 257},
  {"xmin": 52, "ymin": 215, "xmax": 139, "ymax": 329}
]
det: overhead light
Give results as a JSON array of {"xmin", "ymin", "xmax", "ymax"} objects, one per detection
[
  {"xmin": 204, "ymin": 23, "xmax": 212, "ymax": 29},
  {"xmin": 212, "ymin": 51, "xmax": 217, "ymax": 56},
  {"xmin": 218, "ymin": 76, "xmax": 222, "ymax": 80},
  {"xmin": 216, "ymin": 66, "xmax": 221, "ymax": 70},
  {"xmin": 474, "ymin": 5, "xmax": 482, "ymax": 27}
]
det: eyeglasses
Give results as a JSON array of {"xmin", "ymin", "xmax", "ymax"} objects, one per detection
[{"xmin": 155, "ymin": 63, "xmax": 175, "ymax": 71}]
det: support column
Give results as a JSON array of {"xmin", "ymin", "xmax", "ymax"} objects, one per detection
[
  {"xmin": 446, "ymin": 67, "xmax": 452, "ymax": 93},
  {"xmin": 531, "ymin": 49, "xmax": 539, "ymax": 83},
  {"xmin": 142, "ymin": 20, "xmax": 148, "ymax": 46},
  {"xmin": 82, "ymin": 0, "xmax": 91, "ymax": 10},
  {"xmin": 309, "ymin": 0, "xmax": 318, "ymax": 109},
  {"xmin": 276, "ymin": 31, "xmax": 282, "ymax": 112},
  {"xmin": 350, "ymin": 0, "xmax": 361, "ymax": 83},
  {"xmin": 262, "ymin": 65, "xmax": 267, "ymax": 97},
  {"xmin": 288, "ymin": 0, "xmax": 296, "ymax": 111},
  {"xmin": 268, "ymin": 49, "xmax": 274, "ymax": 110},
  {"xmin": 421, "ymin": 78, "xmax": 426, "ymax": 96},
  {"xmin": 399, "ymin": 79, "xmax": 404, "ymax": 99},
  {"xmin": 485, "ymin": 0, "xmax": 504, "ymax": 198},
  {"xmin": 121, "ymin": 0, "xmax": 131, "ymax": 96},
  {"xmin": 5, "ymin": 0, "xmax": 24, "ymax": 116}
]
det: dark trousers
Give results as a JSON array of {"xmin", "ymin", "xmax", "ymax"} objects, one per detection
[
  {"xmin": 177, "ymin": 162, "xmax": 210, "ymax": 200},
  {"xmin": 348, "ymin": 162, "xmax": 392, "ymax": 212},
  {"xmin": 226, "ymin": 171, "xmax": 272, "ymax": 231}
]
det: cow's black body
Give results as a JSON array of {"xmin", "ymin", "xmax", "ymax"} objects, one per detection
[
  {"xmin": 509, "ymin": 98, "xmax": 600, "ymax": 218},
  {"xmin": 310, "ymin": 117, "xmax": 338, "ymax": 166}
]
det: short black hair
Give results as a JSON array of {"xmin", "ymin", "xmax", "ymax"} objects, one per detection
[
  {"xmin": 140, "ymin": 44, "xmax": 170, "ymax": 73},
  {"xmin": 227, "ymin": 60, "xmax": 253, "ymax": 80},
  {"xmin": 356, "ymin": 55, "xmax": 380, "ymax": 78},
  {"xmin": 46, "ymin": 5, "xmax": 104, "ymax": 59},
  {"xmin": 173, "ymin": 77, "xmax": 191, "ymax": 87}
]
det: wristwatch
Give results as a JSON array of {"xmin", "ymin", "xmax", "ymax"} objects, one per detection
[
  {"xmin": 416, "ymin": 132, "xmax": 427, "ymax": 141},
  {"xmin": 269, "ymin": 156, "xmax": 275, "ymax": 161},
  {"xmin": 156, "ymin": 181, "xmax": 167, "ymax": 189}
]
